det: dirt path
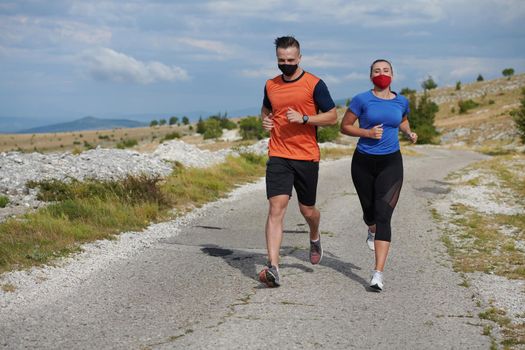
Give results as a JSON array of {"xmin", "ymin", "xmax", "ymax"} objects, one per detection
[{"xmin": 0, "ymin": 146, "xmax": 490, "ymax": 349}]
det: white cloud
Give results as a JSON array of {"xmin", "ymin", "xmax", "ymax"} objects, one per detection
[
  {"xmin": 82, "ymin": 48, "xmax": 189, "ymax": 84},
  {"xmin": 175, "ymin": 37, "xmax": 231, "ymax": 56},
  {"xmin": 240, "ymin": 67, "xmax": 279, "ymax": 78},
  {"xmin": 322, "ymin": 72, "xmax": 369, "ymax": 85}
]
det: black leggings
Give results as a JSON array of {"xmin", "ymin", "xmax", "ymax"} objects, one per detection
[{"xmin": 351, "ymin": 149, "xmax": 403, "ymax": 242}]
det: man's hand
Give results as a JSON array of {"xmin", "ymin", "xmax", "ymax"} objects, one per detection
[
  {"xmin": 262, "ymin": 112, "xmax": 274, "ymax": 131},
  {"xmin": 286, "ymin": 107, "xmax": 303, "ymax": 124},
  {"xmin": 368, "ymin": 124, "xmax": 383, "ymax": 139}
]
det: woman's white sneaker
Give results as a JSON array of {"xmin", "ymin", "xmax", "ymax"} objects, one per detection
[
  {"xmin": 369, "ymin": 270, "xmax": 383, "ymax": 291},
  {"xmin": 366, "ymin": 230, "xmax": 375, "ymax": 251}
]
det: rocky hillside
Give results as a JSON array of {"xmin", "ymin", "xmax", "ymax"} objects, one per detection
[{"xmin": 426, "ymin": 74, "xmax": 525, "ymax": 150}]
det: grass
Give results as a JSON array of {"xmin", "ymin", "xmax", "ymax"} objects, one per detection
[
  {"xmin": 0, "ymin": 152, "xmax": 267, "ymax": 274},
  {"xmin": 437, "ymin": 154, "xmax": 525, "ymax": 348},
  {"xmin": 0, "ymin": 195, "xmax": 8, "ymax": 208}
]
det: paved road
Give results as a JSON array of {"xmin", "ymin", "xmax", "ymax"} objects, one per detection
[{"xmin": 1, "ymin": 146, "xmax": 490, "ymax": 349}]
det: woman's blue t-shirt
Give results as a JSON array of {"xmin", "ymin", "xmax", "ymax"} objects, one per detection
[{"xmin": 348, "ymin": 90, "xmax": 410, "ymax": 155}]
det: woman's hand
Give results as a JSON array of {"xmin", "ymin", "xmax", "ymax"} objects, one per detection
[
  {"xmin": 368, "ymin": 124, "xmax": 383, "ymax": 139},
  {"xmin": 407, "ymin": 131, "xmax": 417, "ymax": 143}
]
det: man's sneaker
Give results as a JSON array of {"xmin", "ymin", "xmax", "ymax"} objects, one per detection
[
  {"xmin": 309, "ymin": 236, "xmax": 323, "ymax": 265},
  {"xmin": 258, "ymin": 263, "xmax": 280, "ymax": 288},
  {"xmin": 369, "ymin": 270, "xmax": 384, "ymax": 291},
  {"xmin": 366, "ymin": 229, "xmax": 375, "ymax": 251}
]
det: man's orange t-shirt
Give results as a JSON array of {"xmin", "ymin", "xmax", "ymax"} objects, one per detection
[{"xmin": 264, "ymin": 71, "xmax": 334, "ymax": 162}]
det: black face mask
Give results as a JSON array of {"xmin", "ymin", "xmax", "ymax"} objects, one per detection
[{"xmin": 278, "ymin": 64, "xmax": 298, "ymax": 76}]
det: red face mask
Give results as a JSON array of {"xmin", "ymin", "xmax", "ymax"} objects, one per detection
[{"xmin": 372, "ymin": 74, "xmax": 392, "ymax": 89}]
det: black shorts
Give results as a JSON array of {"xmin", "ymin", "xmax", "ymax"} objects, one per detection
[{"xmin": 266, "ymin": 156, "xmax": 319, "ymax": 206}]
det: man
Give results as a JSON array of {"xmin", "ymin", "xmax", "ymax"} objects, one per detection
[{"xmin": 258, "ymin": 36, "xmax": 337, "ymax": 287}]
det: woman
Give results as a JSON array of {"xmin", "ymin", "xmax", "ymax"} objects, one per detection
[{"xmin": 340, "ymin": 59, "xmax": 417, "ymax": 291}]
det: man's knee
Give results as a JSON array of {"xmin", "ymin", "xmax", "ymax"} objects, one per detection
[{"xmin": 299, "ymin": 205, "xmax": 318, "ymax": 220}]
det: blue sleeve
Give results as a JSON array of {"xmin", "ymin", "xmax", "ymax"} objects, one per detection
[
  {"xmin": 263, "ymin": 86, "xmax": 272, "ymax": 110},
  {"xmin": 348, "ymin": 95, "xmax": 363, "ymax": 117},
  {"xmin": 313, "ymin": 79, "xmax": 335, "ymax": 112}
]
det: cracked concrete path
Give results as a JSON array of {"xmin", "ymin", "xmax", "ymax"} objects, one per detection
[{"xmin": 0, "ymin": 146, "xmax": 490, "ymax": 349}]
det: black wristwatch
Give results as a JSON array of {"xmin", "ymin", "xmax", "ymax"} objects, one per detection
[{"xmin": 302, "ymin": 115, "xmax": 309, "ymax": 124}]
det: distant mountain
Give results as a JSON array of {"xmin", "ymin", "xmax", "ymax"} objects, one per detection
[
  {"xmin": 0, "ymin": 117, "xmax": 66, "ymax": 134},
  {"xmin": 17, "ymin": 116, "xmax": 146, "ymax": 134}
]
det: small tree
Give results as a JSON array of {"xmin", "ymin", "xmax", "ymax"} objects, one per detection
[
  {"xmin": 477, "ymin": 74, "xmax": 484, "ymax": 82},
  {"xmin": 455, "ymin": 81, "xmax": 461, "ymax": 91},
  {"xmin": 203, "ymin": 119, "xmax": 223, "ymax": 139},
  {"xmin": 169, "ymin": 116, "xmax": 178, "ymax": 125},
  {"xmin": 405, "ymin": 91, "xmax": 439, "ymax": 144},
  {"xmin": 421, "ymin": 76, "xmax": 437, "ymax": 91},
  {"xmin": 502, "ymin": 68, "xmax": 515, "ymax": 79},
  {"xmin": 150, "ymin": 120, "xmax": 159, "ymax": 127},
  {"xmin": 400, "ymin": 87, "xmax": 416, "ymax": 96},
  {"xmin": 196, "ymin": 117, "xmax": 206, "ymax": 134},
  {"xmin": 511, "ymin": 88, "xmax": 525, "ymax": 143},
  {"xmin": 182, "ymin": 116, "xmax": 190, "ymax": 125},
  {"xmin": 159, "ymin": 119, "xmax": 167, "ymax": 126},
  {"xmin": 345, "ymin": 98, "xmax": 351, "ymax": 107}
]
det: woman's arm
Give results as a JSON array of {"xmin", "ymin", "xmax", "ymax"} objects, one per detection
[
  {"xmin": 340, "ymin": 109, "xmax": 383, "ymax": 139},
  {"xmin": 399, "ymin": 115, "xmax": 418, "ymax": 143}
]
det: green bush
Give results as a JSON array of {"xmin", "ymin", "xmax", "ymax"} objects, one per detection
[
  {"xmin": 150, "ymin": 120, "xmax": 159, "ymax": 127},
  {"xmin": 161, "ymin": 132, "xmax": 181, "ymax": 142},
  {"xmin": 203, "ymin": 119, "xmax": 223, "ymax": 139},
  {"xmin": 458, "ymin": 99, "xmax": 480, "ymax": 114},
  {"xmin": 477, "ymin": 74, "xmax": 484, "ymax": 82},
  {"xmin": 502, "ymin": 68, "xmax": 514, "ymax": 78},
  {"xmin": 511, "ymin": 88, "xmax": 525, "ymax": 143},
  {"xmin": 239, "ymin": 116, "xmax": 268, "ymax": 140},
  {"xmin": 116, "ymin": 139, "xmax": 138, "ymax": 149},
  {"xmin": 421, "ymin": 76, "xmax": 437, "ymax": 91},
  {"xmin": 406, "ymin": 92, "xmax": 439, "ymax": 144},
  {"xmin": 318, "ymin": 124, "xmax": 340, "ymax": 143},
  {"xmin": 0, "ymin": 195, "xmax": 9, "ymax": 208}
]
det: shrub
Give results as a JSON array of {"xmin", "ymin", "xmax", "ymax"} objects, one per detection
[
  {"xmin": 196, "ymin": 117, "xmax": 206, "ymax": 134},
  {"xmin": 406, "ymin": 92, "xmax": 439, "ymax": 144},
  {"xmin": 239, "ymin": 116, "xmax": 268, "ymax": 140},
  {"xmin": 169, "ymin": 116, "xmax": 178, "ymax": 125},
  {"xmin": 116, "ymin": 139, "xmax": 138, "ymax": 149},
  {"xmin": 161, "ymin": 132, "xmax": 181, "ymax": 142},
  {"xmin": 182, "ymin": 116, "xmax": 189, "ymax": 125},
  {"xmin": 455, "ymin": 81, "xmax": 461, "ymax": 90},
  {"xmin": 511, "ymin": 88, "xmax": 525, "ymax": 143},
  {"xmin": 458, "ymin": 99, "xmax": 480, "ymax": 114},
  {"xmin": 421, "ymin": 76, "xmax": 437, "ymax": 91},
  {"xmin": 83, "ymin": 141, "xmax": 94, "ymax": 150},
  {"xmin": 150, "ymin": 120, "xmax": 159, "ymax": 127},
  {"xmin": 0, "ymin": 195, "xmax": 9, "ymax": 208},
  {"xmin": 318, "ymin": 123, "xmax": 340, "ymax": 143},
  {"xmin": 502, "ymin": 68, "xmax": 515, "ymax": 78},
  {"xmin": 477, "ymin": 74, "xmax": 484, "ymax": 82},
  {"xmin": 203, "ymin": 119, "xmax": 223, "ymax": 139}
]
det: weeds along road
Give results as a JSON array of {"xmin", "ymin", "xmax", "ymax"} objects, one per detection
[{"xmin": 0, "ymin": 146, "xmax": 490, "ymax": 349}]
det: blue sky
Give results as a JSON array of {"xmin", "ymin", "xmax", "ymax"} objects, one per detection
[{"xmin": 1, "ymin": 0, "xmax": 524, "ymax": 123}]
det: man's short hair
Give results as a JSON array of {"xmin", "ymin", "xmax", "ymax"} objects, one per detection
[{"xmin": 274, "ymin": 36, "xmax": 300, "ymax": 51}]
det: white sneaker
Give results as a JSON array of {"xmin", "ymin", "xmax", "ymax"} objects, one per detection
[
  {"xmin": 366, "ymin": 230, "xmax": 375, "ymax": 251},
  {"xmin": 369, "ymin": 270, "xmax": 383, "ymax": 291}
]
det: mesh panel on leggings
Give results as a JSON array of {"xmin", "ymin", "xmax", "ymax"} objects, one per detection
[{"xmin": 382, "ymin": 180, "xmax": 402, "ymax": 209}]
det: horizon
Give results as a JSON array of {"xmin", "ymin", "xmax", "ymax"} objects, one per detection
[{"xmin": 1, "ymin": 1, "xmax": 525, "ymax": 123}]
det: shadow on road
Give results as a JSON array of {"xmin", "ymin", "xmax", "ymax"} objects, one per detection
[{"xmin": 201, "ymin": 244, "xmax": 369, "ymax": 289}]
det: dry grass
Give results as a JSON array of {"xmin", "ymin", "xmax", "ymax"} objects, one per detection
[
  {"xmin": 0, "ymin": 153, "xmax": 267, "ymax": 274},
  {"xmin": 0, "ymin": 124, "xmax": 194, "ymax": 154}
]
